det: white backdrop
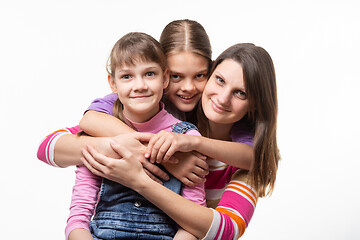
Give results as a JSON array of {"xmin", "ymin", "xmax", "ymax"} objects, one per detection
[{"xmin": 1, "ymin": 0, "xmax": 359, "ymax": 239}]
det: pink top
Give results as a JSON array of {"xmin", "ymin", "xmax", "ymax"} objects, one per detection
[{"xmin": 65, "ymin": 104, "xmax": 206, "ymax": 238}]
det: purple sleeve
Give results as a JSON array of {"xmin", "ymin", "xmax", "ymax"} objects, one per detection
[
  {"xmin": 86, "ymin": 93, "xmax": 118, "ymax": 115},
  {"xmin": 230, "ymin": 121, "xmax": 254, "ymax": 147}
]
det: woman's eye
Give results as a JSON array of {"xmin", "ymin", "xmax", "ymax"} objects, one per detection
[
  {"xmin": 215, "ymin": 76, "xmax": 225, "ymax": 84},
  {"xmin": 234, "ymin": 90, "xmax": 247, "ymax": 100}
]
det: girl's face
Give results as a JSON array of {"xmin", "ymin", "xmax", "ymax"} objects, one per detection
[
  {"xmin": 202, "ymin": 59, "xmax": 249, "ymax": 125},
  {"xmin": 109, "ymin": 61, "xmax": 169, "ymax": 123},
  {"xmin": 166, "ymin": 51, "xmax": 209, "ymax": 112}
]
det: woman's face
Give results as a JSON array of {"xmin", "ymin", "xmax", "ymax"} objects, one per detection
[
  {"xmin": 202, "ymin": 59, "xmax": 249, "ymax": 125},
  {"xmin": 165, "ymin": 51, "xmax": 209, "ymax": 112}
]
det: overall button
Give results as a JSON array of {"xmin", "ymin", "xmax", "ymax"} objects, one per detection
[{"xmin": 134, "ymin": 201, "xmax": 141, "ymax": 207}]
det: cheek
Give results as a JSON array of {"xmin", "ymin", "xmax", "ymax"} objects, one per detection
[
  {"xmin": 195, "ymin": 81, "xmax": 207, "ymax": 93},
  {"xmin": 234, "ymin": 101, "xmax": 249, "ymax": 116},
  {"xmin": 166, "ymin": 82, "xmax": 180, "ymax": 95}
]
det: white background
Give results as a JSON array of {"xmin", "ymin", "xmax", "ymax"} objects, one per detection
[{"xmin": 1, "ymin": 0, "xmax": 359, "ymax": 239}]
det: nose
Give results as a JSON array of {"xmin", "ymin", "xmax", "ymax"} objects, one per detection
[
  {"xmin": 133, "ymin": 76, "xmax": 148, "ymax": 91},
  {"xmin": 180, "ymin": 78, "xmax": 196, "ymax": 92},
  {"xmin": 217, "ymin": 89, "xmax": 231, "ymax": 106}
]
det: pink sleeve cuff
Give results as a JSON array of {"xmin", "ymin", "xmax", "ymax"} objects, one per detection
[
  {"xmin": 37, "ymin": 126, "xmax": 81, "ymax": 167},
  {"xmin": 65, "ymin": 218, "xmax": 91, "ymax": 239}
]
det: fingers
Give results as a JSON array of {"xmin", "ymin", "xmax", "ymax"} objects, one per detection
[
  {"xmin": 134, "ymin": 132, "xmax": 154, "ymax": 143},
  {"xmin": 144, "ymin": 169, "xmax": 163, "ymax": 184},
  {"xmin": 185, "ymin": 173, "xmax": 206, "ymax": 186},
  {"xmin": 81, "ymin": 147, "xmax": 106, "ymax": 178},
  {"xmin": 141, "ymin": 159, "xmax": 170, "ymax": 181},
  {"xmin": 166, "ymin": 156, "xmax": 179, "ymax": 164},
  {"xmin": 193, "ymin": 151, "xmax": 207, "ymax": 161},
  {"xmin": 109, "ymin": 141, "xmax": 129, "ymax": 157},
  {"xmin": 149, "ymin": 136, "xmax": 167, "ymax": 163}
]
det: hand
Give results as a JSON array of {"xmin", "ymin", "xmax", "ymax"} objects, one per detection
[
  {"xmin": 81, "ymin": 143, "xmax": 151, "ymax": 188},
  {"xmin": 82, "ymin": 134, "xmax": 170, "ymax": 183},
  {"xmin": 163, "ymin": 151, "xmax": 208, "ymax": 187},
  {"xmin": 145, "ymin": 131, "xmax": 195, "ymax": 164},
  {"xmin": 113, "ymin": 132, "xmax": 171, "ymax": 182}
]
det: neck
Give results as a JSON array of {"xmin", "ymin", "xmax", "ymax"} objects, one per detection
[
  {"xmin": 208, "ymin": 121, "xmax": 233, "ymax": 141},
  {"xmin": 123, "ymin": 104, "xmax": 160, "ymax": 123}
]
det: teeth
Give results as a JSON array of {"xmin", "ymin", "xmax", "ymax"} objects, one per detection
[{"xmin": 179, "ymin": 95, "xmax": 193, "ymax": 99}]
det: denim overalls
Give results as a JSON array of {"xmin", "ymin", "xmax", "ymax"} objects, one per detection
[{"xmin": 90, "ymin": 122, "xmax": 198, "ymax": 240}]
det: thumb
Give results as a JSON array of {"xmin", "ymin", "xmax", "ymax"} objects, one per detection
[
  {"xmin": 134, "ymin": 132, "xmax": 154, "ymax": 142},
  {"xmin": 110, "ymin": 140, "xmax": 125, "ymax": 154}
]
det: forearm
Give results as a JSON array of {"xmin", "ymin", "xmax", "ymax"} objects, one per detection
[
  {"xmin": 68, "ymin": 229, "xmax": 93, "ymax": 240},
  {"xmin": 54, "ymin": 134, "xmax": 114, "ymax": 167},
  {"xmin": 193, "ymin": 136, "xmax": 254, "ymax": 170},
  {"xmin": 173, "ymin": 228, "xmax": 197, "ymax": 240},
  {"xmin": 79, "ymin": 110, "xmax": 134, "ymax": 137},
  {"xmin": 133, "ymin": 174, "xmax": 212, "ymax": 239},
  {"xmin": 66, "ymin": 166, "xmax": 101, "ymax": 239}
]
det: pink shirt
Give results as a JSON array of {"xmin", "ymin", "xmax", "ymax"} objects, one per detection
[{"xmin": 65, "ymin": 104, "xmax": 206, "ymax": 238}]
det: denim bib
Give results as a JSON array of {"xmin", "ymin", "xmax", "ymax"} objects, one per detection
[{"xmin": 90, "ymin": 122, "xmax": 198, "ymax": 240}]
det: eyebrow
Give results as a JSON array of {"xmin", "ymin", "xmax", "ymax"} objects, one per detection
[
  {"xmin": 215, "ymin": 71, "xmax": 247, "ymax": 92},
  {"xmin": 169, "ymin": 68, "xmax": 208, "ymax": 75}
]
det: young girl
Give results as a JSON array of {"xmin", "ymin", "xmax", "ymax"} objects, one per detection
[
  {"xmin": 81, "ymin": 43, "xmax": 280, "ymax": 239},
  {"xmin": 37, "ymin": 19, "xmax": 217, "ymax": 186},
  {"xmin": 67, "ymin": 32, "xmax": 206, "ymax": 240}
]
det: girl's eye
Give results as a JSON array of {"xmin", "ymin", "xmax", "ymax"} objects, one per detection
[
  {"xmin": 170, "ymin": 74, "xmax": 181, "ymax": 82},
  {"xmin": 234, "ymin": 90, "xmax": 247, "ymax": 100},
  {"xmin": 145, "ymin": 72, "xmax": 155, "ymax": 77},
  {"xmin": 195, "ymin": 74, "xmax": 206, "ymax": 80},
  {"xmin": 121, "ymin": 74, "xmax": 131, "ymax": 80}
]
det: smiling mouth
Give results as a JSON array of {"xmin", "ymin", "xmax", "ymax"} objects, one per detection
[
  {"xmin": 131, "ymin": 95, "xmax": 151, "ymax": 99},
  {"xmin": 211, "ymin": 99, "xmax": 230, "ymax": 113},
  {"xmin": 177, "ymin": 94, "xmax": 197, "ymax": 100}
]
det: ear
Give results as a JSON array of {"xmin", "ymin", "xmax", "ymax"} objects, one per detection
[
  {"xmin": 108, "ymin": 74, "xmax": 118, "ymax": 93},
  {"xmin": 163, "ymin": 68, "xmax": 170, "ymax": 89}
]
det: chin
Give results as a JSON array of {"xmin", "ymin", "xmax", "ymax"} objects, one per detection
[{"xmin": 177, "ymin": 104, "xmax": 196, "ymax": 113}]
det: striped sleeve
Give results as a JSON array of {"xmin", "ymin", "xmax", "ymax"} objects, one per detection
[
  {"xmin": 37, "ymin": 126, "xmax": 81, "ymax": 167},
  {"xmin": 203, "ymin": 180, "xmax": 257, "ymax": 240}
]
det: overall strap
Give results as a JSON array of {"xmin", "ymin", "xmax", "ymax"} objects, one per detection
[{"xmin": 171, "ymin": 121, "xmax": 198, "ymax": 134}]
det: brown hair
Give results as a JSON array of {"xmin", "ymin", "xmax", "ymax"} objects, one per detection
[
  {"xmin": 160, "ymin": 19, "xmax": 212, "ymax": 72},
  {"xmin": 199, "ymin": 43, "xmax": 280, "ymax": 197},
  {"xmin": 107, "ymin": 32, "xmax": 166, "ymax": 121}
]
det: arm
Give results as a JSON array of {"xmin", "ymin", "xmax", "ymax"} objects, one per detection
[
  {"xmin": 65, "ymin": 165, "xmax": 101, "ymax": 239},
  {"xmin": 80, "ymin": 110, "xmax": 134, "ymax": 137},
  {"xmin": 82, "ymin": 144, "xmax": 258, "ymax": 239},
  {"xmin": 79, "ymin": 110, "xmax": 207, "ymax": 186},
  {"xmin": 81, "ymin": 143, "xmax": 212, "ymax": 239},
  {"xmin": 173, "ymin": 228, "xmax": 197, "ymax": 240},
  {"xmin": 37, "ymin": 126, "xmax": 119, "ymax": 167},
  {"xmin": 68, "ymin": 229, "xmax": 93, "ymax": 240},
  {"xmin": 146, "ymin": 131, "xmax": 254, "ymax": 170},
  {"xmin": 203, "ymin": 171, "xmax": 257, "ymax": 239}
]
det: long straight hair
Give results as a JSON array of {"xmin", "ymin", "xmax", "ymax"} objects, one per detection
[{"xmin": 199, "ymin": 43, "xmax": 280, "ymax": 197}]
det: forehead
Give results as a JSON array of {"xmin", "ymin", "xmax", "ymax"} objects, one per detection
[
  {"xmin": 116, "ymin": 60, "xmax": 162, "ymax": 72},
  {"xmin": 215, "ymin": 59, "xmax": 245, "ymax": 88},
  {"xmin": 167, "ymin": 51, "xmax": 209, "ymax": 73}
]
